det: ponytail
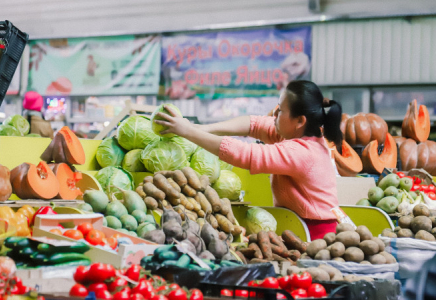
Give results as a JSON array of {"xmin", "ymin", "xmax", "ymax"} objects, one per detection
[{"xmin": 322, "ymin": 100, "xmax": 343, "ymax": 149}]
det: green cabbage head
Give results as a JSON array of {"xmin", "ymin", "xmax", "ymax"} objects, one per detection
[
  {"xmin": 96, "ymin": 137, "xmax": 126, "ymax": 168},
  {"xmin": 141, "ymin": 140, "xmax": 188, "ymax": 173},
  {"xmin": 0, "ymin": 125, "xmax": 21, "ymax": 136},
  {"xmin": 245, "ymin": 207, "xmax": 277, "ymax": 235},
  {"xmin": 212, "ymin": 170, "xmax": 242, "ymax": 201},
  {"xmin": 219, "ymin": 159, "xmax": 234, "ymax": 171},
  {"xmin": 190, "ymin": 148, "xmax": 220, "ymax": 183},
  {"xmin": 3, "ymin": 115, "xmax": 30, "ymax": 136},
  {"xmin": 116, "ymin": 115, "xmax": 159, "ymax": 150},
  {"xmin": 95, "ymin": 166, "xmax": 133, "ymax": 197},
  {"xmin": 163, "ymin": 136, "xmax": 198, "ymax": 160},
  {"xmin": 150, "ymin": 104, "xmax": 182, "ymax": 138},
  {"xmin": 122, "ymin": 149, "xmax": 146, "ymax": 172}
]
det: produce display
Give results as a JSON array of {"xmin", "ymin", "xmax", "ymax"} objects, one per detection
[
  {"xmin": 301, "ymin": 224, "xmax": 397, "ymax": 265},
  {"xmin": 286, "ymin": 264, "xmax": 375, "ymax": 283}
]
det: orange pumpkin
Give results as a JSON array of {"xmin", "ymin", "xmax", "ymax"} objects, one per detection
[
  {"xmin": 49, "ymin": 163, "xmax": 83, "ymax": 200},
  {"xmin": 394, "ymin": 136, "xmax": 436, "ymax": 175},
  {"xmin": 0, "ymin": 164, "xmax": 12, "ymax": 201},
  {"xmin": 340, "ymin": 113, "xmax": 388, "ymax": 147},
  {"xmin": 361, "ymin": 133, "xmax": 398, "ymax": 174},
  {"xmin": 402, "ymin": 99, "xmax": 430, "ymax": 143},
  {"xmin": 332, "ymin": 140, "xmax": 363, "ymax": 177}
]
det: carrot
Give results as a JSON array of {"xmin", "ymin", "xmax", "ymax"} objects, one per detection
[
  {"xmin": 272, "ymin": 254, "xmax": 287, "ymax": 262},
  {"xmin": 182, "ymin": 167, "xmax": 202, "ymax": 190},
  {"xmin": 144, "ymin": 196, "xmax": 158, "ymax": 210},
  {"xmin": 180, "ymin": 194, "xmax": 194, "ymax": 211},
  {"xmin": 248, "ymin": 234, "xmax": 258, "ymax": 244},
  {"xmin": 143, "ymin": 176, "xmax": 154, "ymax": 184},
  {"xmin": 199, "ymin": 175, "xmax": 210, "ymax": 192},
  {"xmin": 219, "ymin": 198, "xmax": 230, "ymax": 215},
  {"xmin": 171, "ymin": 170, "xmax": 188, "ymax": 187},
  {"xmin": 215, "ymin": 213, "xmax": 234, "ymax": 233},
  {"xmin": 135, "ymin": 186, "xmax": 146, "ymax": 198},
  {"xmin": 235, "ymin": 251, "xmax": 247, "ymax": 264},
  {"xmin": 206, "ymin": 213, "xmax": 219, "ymax": 229},
  {"xmin": 257, "ymin": 231, "xmax": 273, "ymax": 260},
  {"xmin": 288, "ymin": 250, "xmax": 301, "ymax": 261},
  {"xmin": 268, "ymin": 231, "xmax": 287, "ymax": 249},
  {"xmin": 204, "ymin": 186, "xmax": 222, "ymax": 212},
  {"xmin": 182, "ymin": 185, "xmax": 197, "ymax": 197},
  {"xmin": 142, "ymin": 182, "xmax": 165, "ymax": 201},
  {"xmin": 222, "ymin": 198, "xmax": 237, "ymax": 225},
  {"xmin": 248, "ymin": 243, "xmax": 263, "ymax": 259},
  {"xmin": 282, "ymin": 230, "xmax": 306, "ymax": 253},
  {"xmin": 195, "ymin": 192, "xmax": 212, "ymax": 214},
  {"xmin": 153, "ymin": 174, "xmax": 180, "ymax": 202},
  {"xmin": 239, "ymin": 248, "xmax": 256, "ymax": 259},
  {"xmin": 197, "ymin": 210, "xmax": 205, "ymax": 218},
  {"xmin": 231, "ymin": 225, "xmax": 243, "ymax": 236},
  {"xmin": 186, "ymin": 197, "xmax": 201, "ymax": 212},
  {"xmin": 167, "ymin": 177, "xmax": 181, "ymax": 193},
  {"xmin": 271, "ymin": 244, "xmax": 290, "ymax": 258},
  {"xmin": 249, "ymin": 258, "xmax": 270, "ymax": 264}
]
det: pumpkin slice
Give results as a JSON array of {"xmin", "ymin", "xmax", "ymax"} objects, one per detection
[
  {"xmin": 402, "ymin": 99, "xmax": 430, "ymax": 143},
  {"xmin": 58, "ymin": 127, "xmax": 85, "ymax": 165},
  {"xmin": 10, "ymin": 163, "xmax": 33, "ymax": 200},
  {"xmin": 361, "ymin": 133, "xmax": 398, "ymax": 174},
  {"xmin": 24, "ymin": 161, "xmax": 59, "ymax": 200},
  {"xmin": 332, "ymin": 140, "xmax": 363, "ymax": 177},
  {"xmin": 49, "ymin": 163, "xmax": 83, "ymax": 200}
]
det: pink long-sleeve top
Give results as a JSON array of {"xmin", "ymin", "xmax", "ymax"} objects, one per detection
[{"xmin": 219, "ymin": 115, "xmax": 338, "ymax": 220}]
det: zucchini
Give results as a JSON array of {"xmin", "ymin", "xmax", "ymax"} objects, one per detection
[
  {"xmin": 161, "ymin": 260, "xmax": 179, "ymax": 267},
  {"xmin": 37, "ymin": 242, "xmax": 90, "ymax": 254},
  {"xmin": 140, "ymin": 255, "xmax": 154, "ymax": 265},
  {"xmin": 220, "ymin": 260, "xmax": 241, "ymax": 267},
  {"xmin": 158, "ymin": 250, "xmax": 181, "ymax": 262},
  {"xmin": 201, "ymin": 259, "xmax": 216, "ymax": 268},
  {"xmin": 4, "ymin": 237, "xmax": 27, "ymax": 249},
  {"xmin": 30, "ymin": 253, "xmax": 49, "ymax": 265},
  {"xmin": 19, "ymin": 247, "xmax": 36, "ymax": 258},
  {"xmin": 176, "ymin": 254, "xmax": 191, "ymax": 268},
  {"xmin": 154, "ymin": 245, "xmax": 175, "ymax": 256},
  {"xmin": 44, "ymin": 253, "xmax": 91, "ymax": 265},
  {"xmin": 40, "ymin": 259, "xmax": 91, "ymax": 268}
]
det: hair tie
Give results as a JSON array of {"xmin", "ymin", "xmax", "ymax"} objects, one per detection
[{"xmin": 322, "ymin": 97, "xmax": 330, "ymax": 107}]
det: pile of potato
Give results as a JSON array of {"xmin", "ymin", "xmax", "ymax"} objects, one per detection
[
  {"xmin": 235, "ymin": 230, "xmax": 307, "ymax": 264},
  {"xmin": 302, "ymin": 224, "xmax": 397, "ymax": 265},
  {"xmin": 135, "ymin": 167, "xmax": 243, "ymax": 237},
  {"xmin": 287, "ymin": 264, "xmax": 375, "ymax": 282},
  {"xmin": 381, "ymin": 204, "xmax": 436, "ymax": 241}
]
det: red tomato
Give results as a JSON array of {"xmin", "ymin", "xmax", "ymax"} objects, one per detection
[
  {"xmin": 88, "ymin": 283, "xmax": 108, "ymax": 294},
  {"xmin": 152, "ymin": 275, "xmax": 166, "ymax": 286},
  {"xmin": 290, "ymin": 272, "xmax": 312, "ymax": 289},
  {"xmin": 247, "ymin": 280, "xmax": 258, "ymax": 297},
  {"xmin": 95, "ymin": 289, "xmax": 113, "ymax": 300},
  {"xmin": 87, "ymin": 263, "xmax": 116, "ymax": 283},
  {"xmin": 64, "ymin": 229, "xmax": 84, "ymax": 240},
  {"xmin": 276, "ymin": 293, "xmax": 287, "ymax": 300},
  {"xmin": 18, "ymin": 285, "xmax": 32, "ymax": 295},
  {"xmin": 168, "ymin": 289, "xmax": 187, "ymax": 300},
  {"xmin": 49, "ymin": 228, "xmax": 63, "ymax": 235},
  {"xmin": 70, "ymin": 283, "xmax": 89, "ymax": 297},
  {"xmin": 415, "ymin": 177, "xmax": 422, "ymax": 184},
  {"xmin": 290, "ymin": 289, "xmax": 307, "ymax": 299},
  {"xmin": 12, "ymin": 276, "xmax": 23, "ymax": 288},
  {"xmin": 156, "ymin": 286, "xmax": 170, "ymax": 293},
  {"xmin": 113, "ymin": 288, "xmax": 131, "ymax": 300},
  {"xmin": 169, "ymin": 283, "xmax": 181, "ymax": 290},
  {"xmin": 131, "ymin": 280, "xmax": 155, "ymax": 299},
  {"xmin": 278, "ymin": 275, "xmax": 292, "ymax": 290},
  {"xmin": 86, "ymin": 229, "xmax": 105, "ymax": 246},
  {"xmin": 7, "ymin": 285, "xmax": 20, "ymax": 295},
  {"xmin": 411, "ymin": 184, "xmax": 421, "ymax": 192},
  {"xmin": 77, "ymin": 222, "xmax": 94, "ymax": 236},
  {"xmin": 220, "ymin": 289, "xmax": 233, "ymax": 297},
  {"xmin": 126, "ymin": 264, "xmax": 143, "ymax": 282},
  {"xmin": 307, "ymin": 283, "xmax": 327, "ymax": 298},
  {"xmin": 421, "ymin": 185, "xmax": 429, "ymax": 193},
  {"xmin": 190, "ymin": 289, "xmax": 204, "ymax": 300},
  {"xmin": 429, "ymin": 192, "xmax": 436, "ymax": 200},
  {"xmin": 396, "ymin": 172, "xmax": 405, "ymax": 178},
  {"xmin": 74, "ymin": 266, "xmax": 89, "ymax": 284},
  {"xmin": 130, "ymin": 294, "xmax": 145, "ymax": 300},
  {"xmin": 151, "ymin": 295, "xmax": 169, "ymax": 300},
  {"xmin": 234, "ymin": 290, "xmax": 248, "ymax": 298},
  {"xmin": 108, "ymin": 277, "xmax": 129, "ymax": 293},
  {"xmin": 260, "ymin": 277, "xmax": 279, "ymax": 289}
]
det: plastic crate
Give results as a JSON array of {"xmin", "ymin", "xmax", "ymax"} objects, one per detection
[{"xmin": 0, "ymin": 20, "xmax": 29, "ymax": 104}]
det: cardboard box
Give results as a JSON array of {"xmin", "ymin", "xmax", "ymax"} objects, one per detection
[
  {"xmin": 336, "ymin": 177, "xmax": 376, "ymax": 205},
  {"xmin": 17, "ymin": 266, "xmax": 77, "ymax": 293},
  {"xmin": 33, "ymin": 213, "xmax": 160, "ymax": 268}
]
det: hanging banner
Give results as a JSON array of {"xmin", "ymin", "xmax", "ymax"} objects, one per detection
[
  {"xmin": 159, "ymin": 26, "xmax": 311, "ymax": 100},
  {"xmin": 28, "ymin": 35, "xmax": 161, "ymax": 96}
]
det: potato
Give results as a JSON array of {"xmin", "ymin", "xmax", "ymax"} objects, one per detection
[
  {"xmin": 318, "ymin": 264, "xmax": 343, "ymax": 281},
  {"xmin": 356, "ymin": 225, "xmax": 373, "ymax": 241},
  {"xmin": 397, "ymin": 228, "xmax": 414, "ymax": 238},
  {"xmin": 287, "ymin": 266, "xmax": 304, "ymax": 275},
  {"xmin": 413, "ymin": 204, "xmax": 431, "ymax": 217},
  {"xmin": 394, "ymin": 226, "xmax": 401, "ymax": 233},
  {"xmin": 415, "ymin": 230, "xmax": 436, "ymax": 241},
  {"xmin": 306, "ymin": 239, "xmax": 327, "ymax": 258},
  {"xmin": 330, "ymin": 242, "xmax": 345, "ymax": 258},
  {"xmin": 359, "ymin": 276, "xmax": 374, "ymax": 282},
  {"xmin": 306, "ymin": 267, "xmax": 330, "ymax": 281},
  {"xmin": 336, "ymin": 223, "xmax": 355, "ymax": 234},
  {"xmin": 431, "ymin": 227, "xmax": 436, "ymax": 239},
  {"xmin": 359, "ymin": 240, "xmax": 379, "ymax": 255},
  {"xmin": 398, "ymin": 215, "xmax": 413, "ymax": 229},
  {"xmin": 371, "ymin": 237, "xmax": 385, "ymax": 252},
  {"xmin": 323, "ymin": 232, "xmax": 336, "ymax": 245},
  {"xmin": 411, "ymin": 216, "xmax": 432, "ymax": 233},
  {"xmin": 360, "ymin": 260, "xmax": 371, "ymax": 265},
  {"xmin": 430, "ymin": 216, "xmax": 436, "ymax": 228},
  {"xmin": 368, "ymin": 254, "xmax": 387, "ymax": 264},
  {"xmin": 344, "ymin": 247, "xmax": 364, "ymax": 263},
  {"xmin": 381, "ymin": 228, "xmax": 393, "ymax": 236},
  {"xmin": 314, "ymin": 249, "xmax": 331, "ymax": 260},
  {"xmin": 378, "ymin": 251, "xmax": 397, "ymax": 264},
  {"xmin": 344, "ymin": 275, "xmax": 360, "ymax": 282},
  {"xmin": 335, "ymin": 231, "xmax": 360, "ymax": 247},
  {"xmin": 332, "ymin": 257, "xmax": 345, "ymax": 262},
  {"xmin": 300, "ymin": 253, "xmax": 312, "ymax": 260}
]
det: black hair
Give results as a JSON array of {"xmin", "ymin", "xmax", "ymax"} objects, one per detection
[{"xmin": 285, "ymin": 80, "xmax": 343, "ymax": 147}]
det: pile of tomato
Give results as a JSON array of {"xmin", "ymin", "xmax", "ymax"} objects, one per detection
[
  {"xmin": 49, "ymin": 222, "xmax": 132, "ymax": 249},
  {"xmin": 220, "ymin": 273, "xmax": 327, "ymax": 299},
  {"xmin": 0, "ymin": 274, "xmax": 44, "ymax": 300},
  {"xmin": 69, "ymin": 263, "xmax": 203, "ymax": 300},
  {"xmin": 397, "ymin": 172, "xmax": 436, "ymax": 200}
]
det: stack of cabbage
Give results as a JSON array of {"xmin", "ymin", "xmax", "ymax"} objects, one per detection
[
  {"xmin": 0, "ymin": 115, "xmax": 40, "ymax": 137},
  {"xmin": 95, "ymin": 104, "xmax": 242, "ymax": 204}
]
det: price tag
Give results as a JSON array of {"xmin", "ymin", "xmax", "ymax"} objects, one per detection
[
  {"xmin": 330, "ymin": 206, "xmax": 357, "ymax": 229},
  {"xmin": 174, "ymin": 240, "xmax": 211, "ymax": 270}
]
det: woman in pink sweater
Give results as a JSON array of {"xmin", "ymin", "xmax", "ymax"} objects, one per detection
[{"xmin": 154, "ymin": 80, "xmax": 343, "ymax": 240}]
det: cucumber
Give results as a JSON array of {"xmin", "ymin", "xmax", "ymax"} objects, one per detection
[
  {"xmin": 41, "ymin": 259, "xmax": 91, "ymax": 268},
  {"xmin": 158, "ymin": 250, "xmax": 181, "ymax": 262},
  {"xmin": 37, "ymin": 242, "xmax": 90, "ymax": 254},
  {"xmin": 44, "ymin": 253, "xmax": 91, "ymax": 265},
  {"xmin": 154, "ymin": 245, "xmax": 175, "ymax": 256},
  {"xmin": 220, "ymin": 260, "xmax": 241, "ymax": 267},
  {"xmin": 4, "ymin": 237, "xmax": 27, "ymax": 249},
  {"xmin": 201, "ymin": 259, "xmax": 216, "ymax": 268},
  {"xmin": 161, "ymin": 260, "xmax": 179, "ymax": 267},
  {"xmin": 30, "ymin": 253, "xmax": 49, "ymax": 265},
  {"xmin": 19, "ymin": 247, "xmax": 36, "ymax": 258},
  {"xmin": 140, "ymin": 255, "xmax": 154, "ymax": 265},
  {"xmin": 176, "ymin": 254, "xmax": 191, "ymax": 268}
]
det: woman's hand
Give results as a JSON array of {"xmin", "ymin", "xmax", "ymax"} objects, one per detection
[{"xmin": 154, "ymin": 105, "xmax": 194, "ymax": 137}]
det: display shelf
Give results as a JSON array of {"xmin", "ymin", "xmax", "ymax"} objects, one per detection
[{"xmin": 0, "ymin": 200, "xmax": 82, "ymax": 208}]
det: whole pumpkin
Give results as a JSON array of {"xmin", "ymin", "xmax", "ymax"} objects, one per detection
[
  {"xmin": 394, "ymin": 136, "xmax": 436, "ymax": 175},
  {"xmin": 0, "ymin": 164, "xmax": 12, "ymax": 201},
  {"xmin": 341, "ymin": 113, "xmax": 388, "ymax": 147}
]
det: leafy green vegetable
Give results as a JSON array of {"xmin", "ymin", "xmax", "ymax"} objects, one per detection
[
  {"xmin": 245, "ymin": 207, "xmax": 277, "ymax": 235},
  {"xmin": 212, "ymin": 170, "xmax": 242, "ymax": 201},
  {"xmin": 95, "ymin": 166, "xmax": 133, "ymax": 197},
  {"xmin": 150, "ymin": 104, "xmax": 182, "ymax": 138},
  {"xmin": 141, "ymin": 141, "xmax": 188, "ymax": 173},
  {"xmin": 0, "ymin": 125, "xmax": 21, "ymax": 136},
  {"xmin": 122, "ymin": 149, "xmax": 146, "ymax": 172},
  {"xmin": 190, "ymin": 148, "xmax": 221, "ymax": 184},
  {"xmin": 219, "ymin": 159, "xmax": 234, "ymax": 171},
  {"xmin": 116, "ymin": 115, "xmax": 159, "ymax": 150},
  {"xmin": 3, "ymin": 115, "xmax": 30, "ymax": 136},
  {"xmin": 163, "ymin": 136, "xmax": 198, "ymax": 160},
  {"xmin": 96, "ymin": 137, "xmax": 126, "ymax": 168}
]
